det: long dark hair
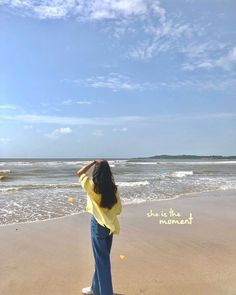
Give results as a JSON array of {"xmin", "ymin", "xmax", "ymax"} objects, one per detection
[{"xmin": 92, "ymin": 160, "xmax": 118, "ymax": 209}]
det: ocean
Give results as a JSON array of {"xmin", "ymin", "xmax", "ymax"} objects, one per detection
[{"xmin": 0, "ymin": 158, "xmax": 236, "ymax": 226}]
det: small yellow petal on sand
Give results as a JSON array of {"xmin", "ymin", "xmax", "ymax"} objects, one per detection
[
  {"xmin": 67, "ymin": 197, "xmax": 75, "ymax": 203},
  {"xmin": 119, "ymin": 255, "xmax": 125, "ymax": 260}
]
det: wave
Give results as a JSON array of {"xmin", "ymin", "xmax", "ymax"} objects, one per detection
[
  {"xmin": 0, "ymin": 169, "xmax": 11, "ymax": 174},
  {"xmin": 153, "ymin": 171, "xmax": 194, "ymax": 180},
  {"xmin": 220, "ymin": 183, "xmax": 236, "ymax": 190},
  {"xmin": 4, "ymin": 162, "xmax": 33, "ymax": 166},
  {"xmin": 170, "ymin": 171, "xmax": 194, "ymax": 178},
  {"xmin": 117, "ymin": 180, "xmax": 150, "ymax": 187},
  {"xmin": 1, "ymin": 179, "xmax": 150, "ymax": 192},
  {"xmin": 0, "ymin": 187, "xmax": 20, "ymax": 192},
  {"xmin": 40, "ymin": 161, "xmax": 87, "ymax": 166},
  {"xmin": 0, "ymin": 182, "xmax": 81, "ymax": 192},
  {"xmin": 127, "ymin": 162, "xmax": 157, "ymax": 165},
  {"xmin": 0, "ymin": 170, "xmax": 11, "ymax": 180}
]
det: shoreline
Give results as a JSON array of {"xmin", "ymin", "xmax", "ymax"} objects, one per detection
[
  {"xmin": 1, "ymin": 189, "xmax": 236, "ymax": 294},
  {"xmin": 1, "ymin": 188, "xmax": 235, "ymax": 228}
]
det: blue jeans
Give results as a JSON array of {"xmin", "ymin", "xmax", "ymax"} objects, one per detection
[{"xmin": 90, "ymin": 215, "xmax": 113, "ymax": 295}]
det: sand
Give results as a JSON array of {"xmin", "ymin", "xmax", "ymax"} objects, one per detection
[{"xmin": 0, "ymin": 189, "xmax": 236, "ymax": 295}]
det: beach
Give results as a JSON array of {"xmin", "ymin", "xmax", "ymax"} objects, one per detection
[{"xmin": 0, "ymin": 189, "xmax": 235, "ymax": 295}]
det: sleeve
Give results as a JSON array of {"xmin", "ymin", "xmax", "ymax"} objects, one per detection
[
  {"xmin": 79, "ymin": 173, "xmax": 100, "ymax": 203},
  {"xmin": 115, "ymin": 191, "xmax": 122, "ymax": 215},
  {"xmin": 79, "ymin": 173, "xmax": 92, "ymax": 192}
]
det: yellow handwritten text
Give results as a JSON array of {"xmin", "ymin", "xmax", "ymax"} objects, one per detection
[
  {"xmin": 146, "ymin": 209, "xmax": 194, "ymax": 225},
  {"xmin": 159, "ymin": 213, "xmax": 193, "ymax": 225}
]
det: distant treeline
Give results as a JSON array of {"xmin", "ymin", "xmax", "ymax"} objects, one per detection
[{"xmin": 132, "ymin": 155, "xmax": 236, "ymax": 160}]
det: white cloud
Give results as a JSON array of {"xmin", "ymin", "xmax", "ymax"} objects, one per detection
[
  {"xmin": 73, "ymin": 74, "xmax": 236, "ymax": 92},
  {"xmin": 158, "ymin": 77, "xmax": 236, "ymax": 91},
  {"xmin": 0, "ymin": 104, "xmax": 17, "ymax": 110},
  {"xmin": 33, "ymin": 3, "xmax": 72, "ymax": 19},
  {"xmin": 73, "ymin": 72, "xmax": 146, "ymax": 91},
  {"xmin": 58, "ymin": 127, "xmax": 72, "ymax": 133},
  {"xmin": 60, "ymin": 99, "xmax": 92, "ymax": 105},
  {"xmin": 2, "ymin": 0, "xmax": 74, "ymax": 19},
  {"xmin": 77, "ymin": 100, "xmax": 92, "ymax": 105},
  {"xmin": 0, "ymin": 113, "xmax": 144, "ymax": 126},
  {"xmin": 113, "ymin": 127, "xmax": 128, "ymax": 132},
  {"xmin": 199, "ymin": 78, "xmax": 236, "ymax": 91},
  {"xmin": 45, "ymin": 127, "xmax": 72, "ymax": 139},
  {"xmin": 92, "ymin": 129, "xmax": 104, "ymax": 137},
  {"xmin": 128, "ymin": 1, "xmax": 199, "ymax": 60},
  {"xmin": 0, "ymin": 137, "xmax": 12, "ymax": 144},
  {"xmin": 23, "ymin": 125, "xmax": 33, "ymax": 129},
  {"xmin": 59, "ymin": 99, "xmax": 101, "ymax": 105},
  {"xmin": 80, "ymin": 0, "xmax": 147, "ymax": 21},
  {"xmin": 1, "ymin": 0, "xmax": 148, "ymax": 20},
  {"xmin": 181, "ymin": 44, "xmax": 236, "ymax": 71},
  {"xmin": 1, "ymin": 113, "xmax": 235, "ymax": 130},
  {"xmin": 60, "ymin": 99, "xmax": 74, "ymax": 105},
  {"xmin": 215, "ymin": 46, "xmax": 236, "ymax": 71},
  {"xmin": 181, "ymin": 41, "xmax": 226, "ymax": 60},
  {"xmin": 2, "ymin": 0, "xmax": 233, "ymax": 75}
]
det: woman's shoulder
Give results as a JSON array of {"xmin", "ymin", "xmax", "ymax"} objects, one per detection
[{"xmin": 115, "ymin": 186, "xmax": 120, "ymax": 195}]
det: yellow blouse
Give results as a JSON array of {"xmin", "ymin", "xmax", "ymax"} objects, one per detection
[{"xmin": 79, "ymin": 172, "xmax": 122, "ymax": 235}]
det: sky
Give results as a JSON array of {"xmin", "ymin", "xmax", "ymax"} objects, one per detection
[{"xmin": 0, "ymin": 0, "xmax": 235, "ymax": 158}]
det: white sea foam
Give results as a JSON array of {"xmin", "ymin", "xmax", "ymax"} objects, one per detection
[
  {"xmin": 39, "ymin": 161, "xmax": 67, "ymax": 166},
  {"xmin": 0, "ymin": 187, "xmax": 20, "ymax": 192},
  {"xmin": 8, "ymin": 162, "xmax": 33, "ymax": 166},
  {"xmin": 154, "ymin": 171, "xmax": 194, "ymax": 179},
  {"xmin": 117, "ymin": 180, "xmax": 150, "ymax": 187},
  {"xmin": 220, "ymin": 183, "xmax": 236, "ymax": 190},
  {"xmin": 108, "ymin": 160, "xmax": 128, "ymax": 164},
  {"xmin": 63, "ymin": 161, "xmax": 86, "ymax": 165},
  {"xmin": 170, "ymin": 171, "xmax": 193, "ymax": 178},
  {"xmin": 0, "ymin": 182, "xmax": 81, "ymax": 192},
  {"xmin": 122, "ymin": 197, "xmax": 147, "ymax": 205},
  {"xmin": 128, "ymin": 162, "xmax": 157, "ymax": 165},
  {"xmin": 0, "ymin": 169, "xmax": 11, "ymax": 175}
]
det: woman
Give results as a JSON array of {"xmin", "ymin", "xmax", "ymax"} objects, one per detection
[{"xmin": 76, "ymin": 159, "xmax": 122, "ymax": 295}]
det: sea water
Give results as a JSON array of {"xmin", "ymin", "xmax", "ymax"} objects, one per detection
[{"xmin": 0, "ymin": 158, "xmax": 236, "ymax": 225}]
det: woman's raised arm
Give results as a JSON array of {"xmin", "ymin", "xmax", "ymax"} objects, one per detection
[{"xmin": 76, "ymin": 159, "xmax": 104, "ymax": 177}]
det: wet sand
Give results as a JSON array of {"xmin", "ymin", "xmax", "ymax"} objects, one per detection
[{"xmin": 0, "ymin": 189, "xmax": 236, "ymax": 295}]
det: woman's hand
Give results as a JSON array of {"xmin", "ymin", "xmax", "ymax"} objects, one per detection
[
  {"xmin": 95, "ymin": 159, "xmax": 106, "ymax": 164},
  {"xmin": 76, "ymin": 160, "xmax": 96, "ymax": 177},
  {"xmin": 76, "ymin": 159, "xmax": 107, "ymax": 177}
]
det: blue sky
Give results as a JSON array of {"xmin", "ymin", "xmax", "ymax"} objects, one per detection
[{"xmin": 0, "ymin": 0, "xmax": 235, "ymax": 158}]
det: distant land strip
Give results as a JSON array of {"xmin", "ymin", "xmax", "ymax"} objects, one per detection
[
  {"xmin": 0, "ymin": 155, "xmax": 236, "ymax": 160},
  {"xmin": 131, "ymin": 155, "xmax": 236, "ymax": 160}
]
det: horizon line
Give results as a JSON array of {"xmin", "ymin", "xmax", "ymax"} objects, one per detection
[{"xmin": 1, "ymin": 154, "xmax": 236, "ymax": 160}]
